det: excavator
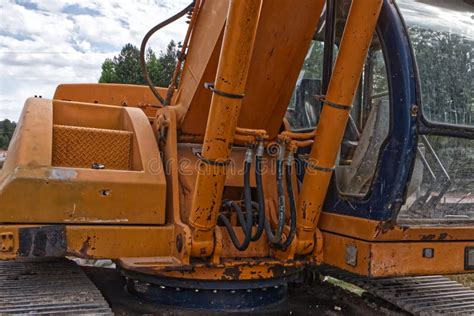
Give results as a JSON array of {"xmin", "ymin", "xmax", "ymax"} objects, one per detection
[{"xmin": 1, "ymin": 0, "xmax": 473, "ymax": 314}]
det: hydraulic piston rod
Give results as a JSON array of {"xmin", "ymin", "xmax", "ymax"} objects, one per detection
[
  {"xmin": 188, "ymin": 0, "xmax": 262, "ymax": 257},
  {"xmin": 295, "ymin": 0, "xmax": 383, "ymax": 255}
]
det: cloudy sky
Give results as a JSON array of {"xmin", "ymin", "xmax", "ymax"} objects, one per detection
[
  {"xmin": 0, "ymin": 0, "xmax": 189, "ymax": 121},
  {"xmin": 0, "ymin": 0, "xmax": 472, "ymax": 122}
]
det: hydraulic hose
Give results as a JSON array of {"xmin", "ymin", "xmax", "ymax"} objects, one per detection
[
  {"xmin": 140, "ymin": 2, "xmax": 195, "ymax": 106},
  {"xmin": 220, "ymin": 143, "xmax": 297, "ymax": 251},
  {"xmin": 242, "ymin": 151, "xmax": 254, "ymax": 242},
  {"xmin": 274, "ymin": 154, "xmax": 297, "ymax": 250},
  {"xmin": 219, "ymin": 200, "xmax": 252, "ymax": 251},
  {"xmin": 218, "ymin": 148, "xmax": 254, "ymax": 251},
  {"xmin": 262, "ymin": 143, "xmax": 287, "ymax": 244},
  {"xmin": 275, "ymin": 152, "xmax": 286, "ymax": 238},
  {"xmin": 251, "ymin": 143, "xmax": 266, "ymax": 241}
]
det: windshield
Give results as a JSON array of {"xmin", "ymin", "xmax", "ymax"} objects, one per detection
[
  {"xmin": 398, "ymin": 0, "xmax": 473, "ymax": 127},
  {"xmin": 397, "ymin": 0, "xmax": 474, "ymax": 225}
]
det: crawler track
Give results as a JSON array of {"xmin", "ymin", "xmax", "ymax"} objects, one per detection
[
  {"xmin": 0, "ymin": 259, "xmax": 112, "ymax": 315},
  {"xmin": 319, "ymin": 266, "xmax": 474, "ymax": 315}
]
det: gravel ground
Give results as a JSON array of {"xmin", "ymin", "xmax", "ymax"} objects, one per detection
[{"xmin": 449, "ymin": 274, "xmax": 474, "ymax": 289}]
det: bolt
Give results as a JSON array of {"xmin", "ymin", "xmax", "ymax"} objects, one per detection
[{"xmin": 411, "ymin": 104, "xmax": 419, "ymax": 117}]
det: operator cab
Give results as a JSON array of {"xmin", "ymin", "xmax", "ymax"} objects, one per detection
[{"xmin": 285, "ymin": 0, "xmax": 473, "ymax": 226}]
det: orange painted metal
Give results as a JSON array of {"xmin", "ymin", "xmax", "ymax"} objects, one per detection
[
  {"xmin": 1, "ymin": 0, "xmax": 472, "ymax": 285},
  {"xmin": 54, "ymin": 83, "xmax": 174, "ymax": 120},
  {"xmin": 166, "ymin": 0, "xmax": 202, "ymax": 104},
  {"xmin": 179, "ymin": 0, "xmax": 324, "ymax": 140},
  {"xmin": 188, "ymin": 0, "xmax": 263, "ymax": 257},
  {"xmin": 174, "ymin": 0, "xmax": 228, "ymax": 126},
  {"xmin": 0, "ymin": 224, "xmax": 174, "ymax": 260},
  {"xmin": 322, "ymin": 231, "xmax": 474, "ymax": 277},
  {"xmin": 0, "ymin": 98, "xmax": 166, "ymax": 224},
  {"xmin": 319, "ymin": 212, "xmax": 474, "ymax": 242},
  {"xmin": 237, "ymin": 0, "xmax": 324, "ymax": 139},
  {"xmin": 296, "ymin": 0, "xmax": 383, "ymax": 255},
  {"xmin": 153, "ymin": 107, "xmax": 194, "ymax": 264},
  {"xmin": 119, "ymin": 257, "xmax": 302, "ymax": 280}
]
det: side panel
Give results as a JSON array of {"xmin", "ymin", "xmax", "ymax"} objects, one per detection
[
  {"xmin": 322, "ymin": 231, "xmax": 474, "ymax": 277},
  {"xmin": 0, "ymin": 225, "xmax": 174, "ymax": 260}
]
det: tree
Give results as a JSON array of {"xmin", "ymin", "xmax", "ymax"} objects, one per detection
[
  {"xmin": 156, "ymin": 40, "xmax": 178, "ymax": 87},
  {"xmin": 98, "ymin": 58, "xmax": 118, "ymax": 83},
  {"xmin": 98, "ymin": 41, "xmax": 178, "ymax": 87},
  {"xmin": 113, "ymin": 44, "xmax": 145, "ymax": 84},
  {"xmin": 0, "ymin": 119, "xmax": 17, "ymax": 150},
  {"xmin": 408, "ymin": 26, "xmax": 473, "ymax": 126}
]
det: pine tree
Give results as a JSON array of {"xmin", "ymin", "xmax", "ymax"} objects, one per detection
[
  {"xmin": 98, "ymin": 58, "xmax": 118, "ymax": 83},
  {"xmin": 98, "ymin": 41, "xmax": 178, "ymax": 87}
]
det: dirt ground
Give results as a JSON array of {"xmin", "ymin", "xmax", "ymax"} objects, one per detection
[
  {"xmin": 449, "ymin": 274, "xmax": 474, "ymax": 289},
  {"xmin": 83, "ymin": 266, "xmax": 406, "ymax": 315}
]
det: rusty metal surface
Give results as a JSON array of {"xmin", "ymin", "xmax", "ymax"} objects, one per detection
[
  {"xmin": 319, "ymin": 265, "xmax": 474, "ymax": 315},
  {"xmin": 0, "ymin": 258, "xmax": 112, "ymax": 314},
  {"xmin": 18, "ymin": 225, "xmax": 66, "ymax": 257}
]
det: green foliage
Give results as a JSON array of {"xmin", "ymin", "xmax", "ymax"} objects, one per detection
[
  {"xmin": 0, "ymin": 119, "xmax": 16, "ymax": 150},
  {"xmin": 98, "ymin": 58, "xmax": 117, "ymax": 83},
  {"xmin": 302, "ymin": 41, "xmax": 324, "ymax": 80},
  {"xmin": 98, "ymin": 41, "xmax": 178, "ymax": 87},
  {"xmin": 409, "ymin": 26, "xmax": 473, "ymax": 126}
]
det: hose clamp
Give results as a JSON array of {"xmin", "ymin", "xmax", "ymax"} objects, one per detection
[
  {"xmin": 256, "ymin": 142, "xmax": 265, "ymax": 157},
  {"xmin": 315, "ymin": 95, "xmax": 352, "ymax": 111},
  {"xmin": 245, "ymin": 146, "xmax": 254, "ymax": 163},
  {"xmin": 192, "ymin": 148, "xmax": 230, "ymax": 166},
  {"xmin": 204, "ymin": 82, "xmax": 245, "ymax": 99},
  {"xmin": 287, "ymin": 151, "xmax": 294, "ymax": 164},
  {"xmin": 303, "ymin": 156, "xmax": 335, "ymax": 173},
  {"xmin": 277, "ymin": 143, "xmax": 286, "ymax": 161}
]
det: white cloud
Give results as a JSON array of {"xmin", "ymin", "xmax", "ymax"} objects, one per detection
[{"xmin": 0, "ymin": 0, "xmax": 189, "ymax": 121}]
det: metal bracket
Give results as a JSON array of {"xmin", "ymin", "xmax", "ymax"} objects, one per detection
[
  {"xmin": 19, "ymin": 225, "xmax": 66, "ymax": 257},
  {"xmin": 0, "ymin": 233, "xmax": 14, "ymax": 253}
]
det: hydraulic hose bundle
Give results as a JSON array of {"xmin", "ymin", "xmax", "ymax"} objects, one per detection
[{"xmin": 218, "ymin": 141, "xmax": 297, "ymax": 251}]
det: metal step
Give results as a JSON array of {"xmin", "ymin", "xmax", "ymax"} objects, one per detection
[
  {"xmin": 318, "ymin": 266, "xmax": 474, "ymax": 315},
  {"xmin": 0, "ymin": 258, "xmax": 112, "ymax": 315}
]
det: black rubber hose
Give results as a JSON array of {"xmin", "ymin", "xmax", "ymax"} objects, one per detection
[
  {"xmin": 223, "ymin": 199, "xmax": 246, "ymax": 231},
  {"xmin": 140, "ymin": 2, "xmax": 194, "ymax": 106},
  {"xmin": 275, "ymin": 161, "xmax": 297, "ymax": 250},
  {"xmin": 242, "ymin": 159, "xmax": 254, "ymax": 242},
  {"xmin": 218, "ymin": 201, "xmax": 250, "ymax": 251},
  {"xmin": 275, "ymin": 158, "xmax": 286, "ymax": 238},
  {"xmin": 218, "ymin": 161, "xmax": 254, "ymax": 251},
  {"xmin": 251, "ymin": 155, "xmax": 266, "ymax": 241},
  {"xmin": 263, "ymin": 157, "xmax": 285, "ymax": 244}
]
